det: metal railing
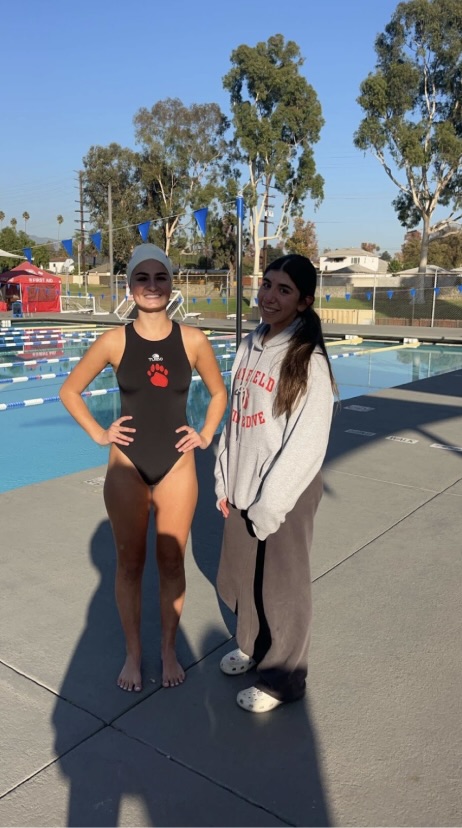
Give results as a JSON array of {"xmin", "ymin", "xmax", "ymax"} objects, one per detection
[{"xmin": 315, "ymin": 270, "xmax": 462, "ymax": 329}]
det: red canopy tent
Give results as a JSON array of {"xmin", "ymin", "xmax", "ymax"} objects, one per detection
[{"xmin": 0, "ymin": 263, "xmax": 61, "ymax": 313}]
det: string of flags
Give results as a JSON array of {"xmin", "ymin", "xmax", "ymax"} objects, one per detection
[
  {"xmin": 58, "ymin": 207, "xmax": 209, "ymax": 259},
  {"xmin": 321, "ymin": 286, "xmax": 457, "ymax": 303}
]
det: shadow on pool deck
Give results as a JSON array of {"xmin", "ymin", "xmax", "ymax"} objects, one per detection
[{"xmin": 0, "ymin": 366, "xmax": 462, "ymax": 826}]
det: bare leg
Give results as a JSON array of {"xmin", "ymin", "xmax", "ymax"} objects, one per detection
[
  {"xmin": 104, "ymin": 447, "xmax": 151, "ymax": 691},
  {"xmin": 152, "ymin": 453, "xmax": 198, "ymax": 687}
]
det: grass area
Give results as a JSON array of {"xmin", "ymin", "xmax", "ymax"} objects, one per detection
[
  {"xmin": 316, "ymin": 295, "xmax": 462, "ymax": 322},
  {"xmin": 64, "ymin": 284, "xmax": 245, "ymax": 316}
]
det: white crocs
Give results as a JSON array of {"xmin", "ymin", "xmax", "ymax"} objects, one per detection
[
  {"xmin": 236, "ymin": 686, "xmax": 283, "ymax": 713},
  {"xmin": 220, "ymin": 648, "xmax": 256, "ymax": 675}
]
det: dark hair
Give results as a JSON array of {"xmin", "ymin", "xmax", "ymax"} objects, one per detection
[{"xmin": 263, "ymin": 254, "xmax": 337, "ymax": 417}]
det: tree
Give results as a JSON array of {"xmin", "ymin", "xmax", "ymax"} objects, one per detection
[
  {"xmin": 388, "ymin": 258, "xmax": 403, "ymax": 273},
  {"xmin": 286, "ymin": 217, "xmax": 319, "ymax": 260},
  {"xmin": 401, "ymin": 228, "xmax": 462, "ymax": 269},
  {"xmin": 223, "ymin": 34, "xmax": 324, "ymax": 297},
  {"xmin": 400, "ymin": 234, "xmax": 422, "ymax": 269},
  {"xmin": 0, "ymin": 211, "xmax": 4, "ymax": 228},
  {"xmin": 428, "ymin": 235, "xmax": 462, "ymax": 269},
  {"xmin": 82, "ymin": 143, "xmax": 142, "ymax": 272},
  {"xmin": 56, "ymin": 214, "xmax": 64, "ymax": 240},
  {"xmin": 354, "ymin": 0, "xmax": 462, "ymax": 280},
  {"xmin": 204, "ymin": 210, "xmax": 238, "ymax": 273},
  {"xmin": 32, "ymin": 243, "xmax": 53, "ymax": 269},
  {"xmin": 380, "ymin": 250, "xmax": 392, "ymax": 261},
  {"xmin": 10, "ymin": 218, "xmax": 17, "ymax": 231},
  {"xmin": 265, "ymin": 244, "xmax": 285, "ymax": 267},
  {"xmin": 22, "ymin": 211, "xmax": 30, "ymax": 233},
  {"xmin": 134, "ymin": 98, "xmax": 231, "ymax": 255},
  {"xmin": 361, "ymin": 241, "xmax": 380, "ymax": 253},
  {"xmin": 0, "ymin": 226, "xmax": 40, "ymax": 270}
]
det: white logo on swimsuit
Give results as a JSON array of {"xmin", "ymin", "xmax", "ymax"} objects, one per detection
[{"xmin": 148, "ymin": 353, "xmax": 163, "ymax": 362}]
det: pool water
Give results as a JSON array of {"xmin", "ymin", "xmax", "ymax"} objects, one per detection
[{"xmin": 1, "ymin": 328, "xmax": 462, "ymax": 493}]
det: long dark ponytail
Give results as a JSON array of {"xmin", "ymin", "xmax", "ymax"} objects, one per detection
[{"xmin": 265, "ymin": 255, "xmax": 337, "ymax": 417}]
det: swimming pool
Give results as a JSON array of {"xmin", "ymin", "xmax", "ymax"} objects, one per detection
[{"xmin": 2, "ymin": 325, "xmax": 462, "ymax": 493}]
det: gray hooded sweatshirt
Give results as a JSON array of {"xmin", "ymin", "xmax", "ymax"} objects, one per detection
[{"xmin": 214, "ymin": 321, "xmax": 334, "ymax": 541}]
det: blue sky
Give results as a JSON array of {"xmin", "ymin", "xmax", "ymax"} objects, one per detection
[{"xmin": 1, "ymin": 0, "xmax": 443, "ymax": 256}]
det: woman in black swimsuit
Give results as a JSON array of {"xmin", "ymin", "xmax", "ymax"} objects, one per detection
[{"xmin": 60, "ymin": 244, "xmax": 227, "ymax": 691}]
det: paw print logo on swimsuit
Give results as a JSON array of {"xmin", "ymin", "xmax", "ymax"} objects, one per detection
[{"xmin": 147, "ymin": 363, "xmax": 169, "ymax": 387}]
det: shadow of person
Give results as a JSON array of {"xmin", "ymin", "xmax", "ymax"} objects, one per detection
[
  {"xmin": 189, "ymin": 448, "xmax": 332, "ymax": 825},
  {"xmin": 161, "ymin": 625, "xmax": 333, "ymax": 827},
  {"xmin": 52, "ymin": 518, "xmax": 196, "ymax": 826},
  {"xmin": 190, "ymin": 440, "xmax": 236, "ymax": 635}
]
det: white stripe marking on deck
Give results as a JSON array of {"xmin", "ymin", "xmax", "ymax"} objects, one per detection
[{"xmin": 430, "ymin": 443, "xmax": 462, "ymax": 452}]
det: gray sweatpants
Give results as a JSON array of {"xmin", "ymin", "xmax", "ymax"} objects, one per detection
[{"xmin": 217, "ymin": 471, "xmax": 323, "ymax": 701}]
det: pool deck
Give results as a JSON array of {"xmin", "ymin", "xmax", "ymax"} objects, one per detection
[{"xmin": 1, "ymin": 322, "xmax": 462, "ymax": 826}]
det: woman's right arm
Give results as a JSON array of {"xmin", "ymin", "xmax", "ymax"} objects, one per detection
[{"xmin": 59, "ymin": 328, "xmax": 135, "ymax": 446}]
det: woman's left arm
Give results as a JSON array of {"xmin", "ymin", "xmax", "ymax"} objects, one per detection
[
  {"xmin": 247, "ymin": 355, "xmax": 334, "ymax": 540},
  {"xmin": 176, "ymin": 329, "xmax": 228, "ymax": 453}
]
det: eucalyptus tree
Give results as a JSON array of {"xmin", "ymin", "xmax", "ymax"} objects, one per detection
[
  {"xmin": 133, "ymin": 98, "xmax": 232, "ymax": 255},
  {"xmin": 82, "ymin": 143, "xmax": 142, "ymax": 271},
  {"xmin": 223, "ymin": 34, "xmax": 324, "ymax": 294},
  {"xmin": 354, "ymin": 0, "xmax": 462, "ymax": 277}
]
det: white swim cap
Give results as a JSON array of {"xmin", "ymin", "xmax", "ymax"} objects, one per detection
[{"xmin": 126, "ymin": 244, "xmax": 173, "ymax": 286}]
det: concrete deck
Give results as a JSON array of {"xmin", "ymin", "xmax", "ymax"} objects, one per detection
[{"xmin": 1, "ymin": 339, "xmax": 462, "ymax": 825}]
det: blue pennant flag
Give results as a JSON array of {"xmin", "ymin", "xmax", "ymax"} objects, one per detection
[
  {"xmin": 194, "ymin": 208, "xmax": 208, "ymax": 237},
  {"xmin": 138, "ymin": 221, "xmax": 151, "ymax": 242},
  {"xmin": 387, "ymin": 290, "xmax": 394, "ymax": 299},
  {"xmin": 90, "ymin": 232, "xmax": 102, "ymax": 252},
  {"xmin": 366, "ymin": 291, "xmax": 372, "ymax": 301},
  {"xmin": 62, "ymin": 239, "xmax": 73, "ymax": 258},
  {"xmin": 345, "ymin": 292, "xmax": 351, "ymax": 301},
  {"xmin": 325, "ymin": 294, "xmax": 331, "ymax": 302},
  {"xmin": 23, "ymin": 247, "xmax": 32, "ymax": 262}
]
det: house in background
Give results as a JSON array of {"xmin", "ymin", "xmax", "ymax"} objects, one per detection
[
  {"xmin": 319, "ymin": 247, "xmax": 388, "ymax": 275},
  {"xmin": 48, "ymin": 258, "xmax": 74, "ymax": 275}
]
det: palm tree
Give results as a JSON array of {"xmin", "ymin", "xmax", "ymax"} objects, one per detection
[
  {"xmin": 57, "ymin": 214, "xmax": 64, "ymax": 241},
  {"xmin": 22, "ymin": 211, "xmax": 30, "ymax": 233},
  {"xmin": 10, "ymin": 217, "xmax": 17, "ymax": 232},
  {"xmin": 0, "ymin": 211, "xmax": 5, "ymax": 228}
]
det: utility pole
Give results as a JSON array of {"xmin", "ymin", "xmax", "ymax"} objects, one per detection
[
  {"xmin": 236, "ymin": 194, "xmax": 244, "ymax": 346},
  {"xmin": 79, "ymin": 172, "xmax": 86, "ymax": 290},
  {"xmin": 261, "ymin": 175, "xmax": 274, "ymax": 273},
  {"xmin": 74, "ymin": 170, "xmax": 89, "ymax": 291},
  {"xmin": 108, "ymin": 182, "xmax": 115, "ymax": 313}
]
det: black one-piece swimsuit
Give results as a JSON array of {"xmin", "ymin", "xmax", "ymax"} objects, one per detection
[{"xmin": 116, "ymin": 321, "xmax": 192, "ymax": 485}]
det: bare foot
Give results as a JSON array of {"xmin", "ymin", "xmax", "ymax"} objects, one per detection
[
  {"xmin": 161, "ymin": 649, "xmax": 185, "ymax": 688},
  {"xmin": 117, "ymin": 654, "xmax": 142, "ymax": 692}
]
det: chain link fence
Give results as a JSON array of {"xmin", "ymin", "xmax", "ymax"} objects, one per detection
[{"xmin": 315, "ymin": 272, "xmax": 462, "ymax": 328}]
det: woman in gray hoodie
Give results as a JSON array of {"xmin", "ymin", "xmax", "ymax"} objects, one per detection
[{"xmin": 214, "ymin": 254, "xmax": 336, "ymax": 713}]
